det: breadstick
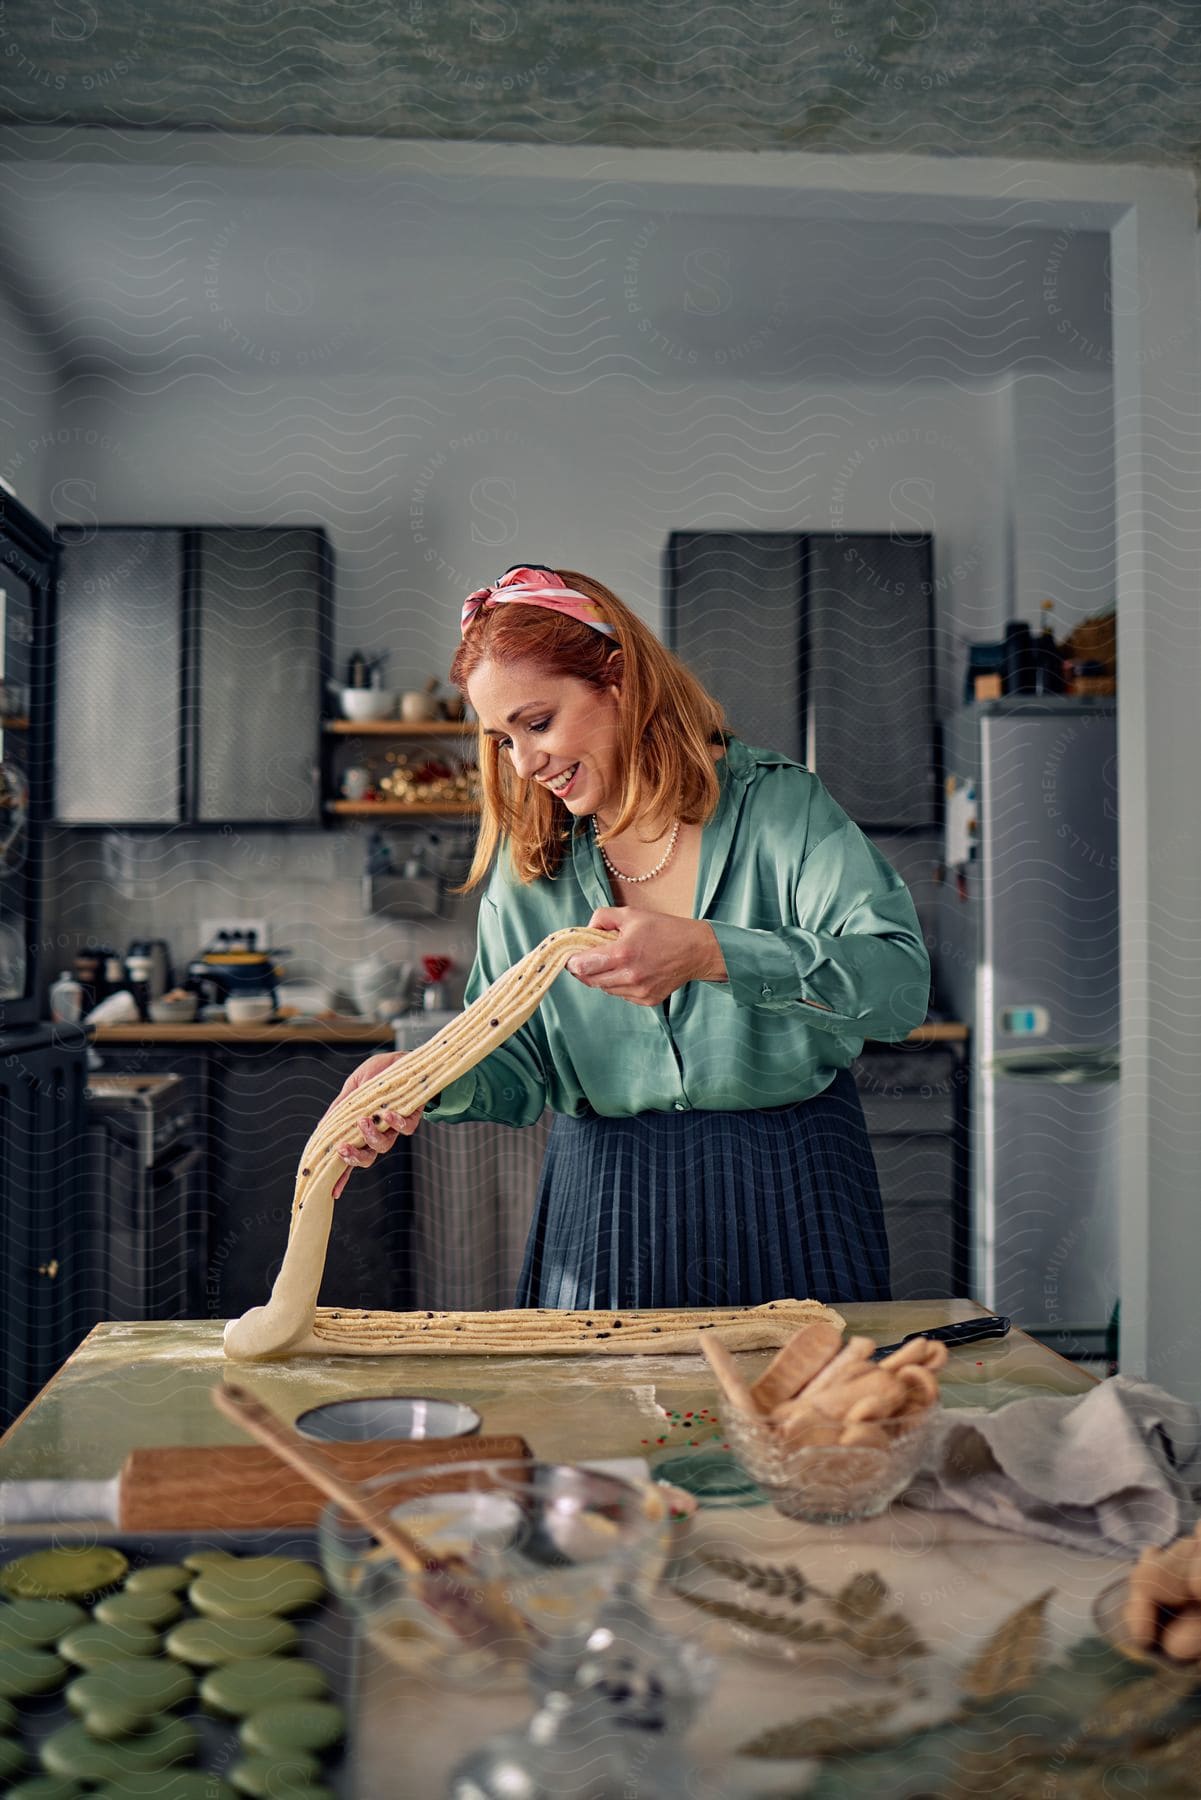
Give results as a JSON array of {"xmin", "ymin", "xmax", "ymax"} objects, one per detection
[
  {"xmin": 845, "ymin": 1372, "xmax": 908, "ymax": 1422},
  {"xmin": 809, "ymin": 1367, "xmax": 883, "ymax": 1422},
  {"xmin": 747, "ymin": 1321, "xmax": 843, "ymax": 1414},
  {"xmin": 878, "ymin": 1336, "xmax": 949, "ymax": 1374},
  {"xmin": 777, "ymin": 1415, "xmax": 842, "ymax": 1452},
  {"xmin": 700, "ymin": 1332, "xmax": 757, "ymax": 1412},
  {"xmin": 801, "ymin": 1336, "xmax": 876, "ymax": 1399},
  {"xmin": 838, "ymin": 1421, "xmax": 891, "ymax": 1450}
]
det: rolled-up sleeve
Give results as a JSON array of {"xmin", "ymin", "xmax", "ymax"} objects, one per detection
[{"xmin": 707, "ymin": 817, "xmax": 931, "ymax": 1043}]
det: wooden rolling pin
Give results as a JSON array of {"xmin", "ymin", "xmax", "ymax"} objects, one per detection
[{"xmin": 0, "ymin": 1435, "xmax": 531, "ymax": 1531}]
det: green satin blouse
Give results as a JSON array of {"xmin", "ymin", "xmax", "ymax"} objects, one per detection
[{"xmin": 423, "ymin": 736, "xmax": 931, "ymax": 1125}]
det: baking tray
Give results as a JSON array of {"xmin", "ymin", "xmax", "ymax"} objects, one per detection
[{"xmin": 0, "ymin": 1527, "xmax": 356, "ymax": 1796}]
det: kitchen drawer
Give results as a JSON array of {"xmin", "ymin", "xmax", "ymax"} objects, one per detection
[
  {"xmin": 871, "ymin": 1134, "xmax": 955, "ymax": 1206},
  {"xmin": 859, "ymin": 1091, "xmax": 957, "ymax": 1135},
  {"xmin": 883, "ymin": 1202, "xmax": 956, "ymax": 1300}
]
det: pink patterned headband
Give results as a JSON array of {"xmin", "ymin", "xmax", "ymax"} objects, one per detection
[{"xmin": 460, "ymin": 565, "xmax": 618, "ymax": 638}]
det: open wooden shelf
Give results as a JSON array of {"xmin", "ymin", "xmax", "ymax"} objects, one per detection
[
  {"xmin": 325, "ymin": 801, "xmax": 479, "ymax": 817},
  {"xmin": 323, "ymin": 720, "xmax": 473, "ymax": 737}
]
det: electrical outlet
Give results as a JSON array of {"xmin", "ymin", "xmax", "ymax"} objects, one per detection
[{"xmin": 199, "ymin": 917, "xmax": 270, "ymax": 952}]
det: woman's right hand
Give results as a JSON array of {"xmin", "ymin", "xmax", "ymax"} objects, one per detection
[{"xmin": 324, "ymin": 1051, "xmax": 424, "ymax": 1199}]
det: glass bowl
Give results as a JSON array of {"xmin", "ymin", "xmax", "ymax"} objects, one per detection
[
  {"xmin": 719, "ymin": 1399, "xmax": 936, "ymax": 1523},
  {"xmin": 294, "ymin": 1395, "xmax": 481, "ymax": 1442},
  {"xmin": 319, "ymin": 1460, "xmax": 671, "ymax": 1690}
]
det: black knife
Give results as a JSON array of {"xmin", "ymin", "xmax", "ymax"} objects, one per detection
[{"xmin": 869, "ymin": 1315, "xmax": 1011, "ymax": 1361}]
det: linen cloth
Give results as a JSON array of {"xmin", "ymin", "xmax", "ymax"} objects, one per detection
[{"xmin": 909, "ymin": 1374, "xmax": 1201, "ymax": 1555}]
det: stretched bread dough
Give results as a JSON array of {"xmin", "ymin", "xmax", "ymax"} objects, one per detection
[
  {"xmin": 223, "ymin": 924, "xmax": 846, "ymax": 1362},
  {"xmin": 297, "ymin": 1298, "xmax": 844, "ymax": 1356},
  {"xmin": 224, "ymin": 926, "xmax": 615, "ymax": 1360}
]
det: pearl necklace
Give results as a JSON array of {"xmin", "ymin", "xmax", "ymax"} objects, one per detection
[{"xmin": 593, "ymin": 816, "xmax": 681, "ymax": 884}]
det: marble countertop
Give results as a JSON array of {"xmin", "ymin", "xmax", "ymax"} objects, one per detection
[{"xmin": 1, "ymin": 1305, "xmax": 1118, "ymax": 1796}]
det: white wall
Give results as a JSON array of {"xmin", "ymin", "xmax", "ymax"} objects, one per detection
[
  {"xmin": 37, "ymin": 367, "xmax": 1027, "ymax": 999},
  {"xmin": 46, "ymin": 369, "xmax": 1013, "ymax": 693},
  {"xmin": 1008, "ymin": 369, "xmax": 1117, "ymax": 633}
]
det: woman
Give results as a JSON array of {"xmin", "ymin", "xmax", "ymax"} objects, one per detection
[{"xmin": 326, "ymin": 563, "xmax": 931, "ymax": 1308}]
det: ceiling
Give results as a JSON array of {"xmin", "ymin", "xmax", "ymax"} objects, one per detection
[
  {"xmin": 0, "ymin": 1, "xmax": 1198, "ymax": 171},
  {"xmin": 0, "ymin": 158, "xmax": 1112, "ymax": 384}
]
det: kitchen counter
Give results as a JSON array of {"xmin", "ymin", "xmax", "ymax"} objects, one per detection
[
  {"xmin": 91, "ymin": 1020, "xmax": 970, "ymax": 1046},
  {"xmin": 0, "ymin": 1307, "xmax": 1124, "ymax": 1797},
  {"xmin": 92, "ymin": 1018, "xmax": 397, "ymax": 1044}
]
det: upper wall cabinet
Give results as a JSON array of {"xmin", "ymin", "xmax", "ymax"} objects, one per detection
[
  {"xmin": 665, "ymin": 530, "xmax": 936, "ymax": 830},
  {"xmin": 54, "ymin": 526, "xmax": 332, "ymax": 828}
]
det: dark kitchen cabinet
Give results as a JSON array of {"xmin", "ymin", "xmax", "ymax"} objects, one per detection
[
  {"xmin": 54, "ymin": 529, "xmax": 187, "ymax": 826},
  {"xmin": 0, "ymin": 1027, "xmax": 89, "ymax": 1429},
  {"xmin": 194, "ymin": 531, "xmax": 329, "ymax": 825},
  {"xmin": 664, "ymin": 533, "xmax": 804, "ymax": 762},
  {"xmin": 852, "ymin": 1043, "xmax": 967, "ymax": 1300},
  {"xmin": 806, "ymin": 535, "xmax": 936, "ymax": 828},
  {"xmin": 53, "ymin": 525, "xmax": 331, "ymax": 828},
  {"xmin": 93, "ymin": 1041, "xmax": 409, "ymax": 1322},
  {"xmin": 203, "ymin": 1045, "xmax": 411, "ymax": 1320},
  {"xmin": 665, "ymin": 530, "xmax": 936, "ymax": 829}
]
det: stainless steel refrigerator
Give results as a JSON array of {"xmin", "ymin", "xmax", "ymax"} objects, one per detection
[{"xmin": 934, "ymin": 699, "xmax": 1119, "ymax": 1354}]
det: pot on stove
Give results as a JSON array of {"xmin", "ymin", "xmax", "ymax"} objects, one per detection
[{"xmin": 187, "ymin": 941, "xmax": 290, "ymax": 1007}]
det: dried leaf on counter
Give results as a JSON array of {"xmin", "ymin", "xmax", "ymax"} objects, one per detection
[
  {"xmin": 1072, "ymin": 1667, "xmax": 1196, "ymax": 1747},
  {"xmin": 695, "ymin": 1549, "xmax": 810, "ymax": 1606},
  {"xmin": 838, "ymin": 1607, "xmax": 930, "ymax": 1665},
  {"xmin": 1129, "ymin": 1718, "xmax": 1201, "ymax": 1777},
  {"xmin": 671, "ymin": 1587, "xmax": 831, "ymax": 1644},
  {"xmin": 962, "ymin": 1588, "xmax": 1054, "ymax": 1701},
  {"xmin": 738, "ymin": 1697, "xmax": 903, "ymax": 1760},
  {"xmin": 832, "ymin": 1571, "xmax": 889, "ymax": 1623}
]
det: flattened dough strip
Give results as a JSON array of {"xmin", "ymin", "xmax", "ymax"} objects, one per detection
[
  {"xmin": 224, "ymin": 926, "xmax": 615, "ymax": 1360},
  {"xmin": 304, "ymin": 1299, "xmax": 845, "ymax": 1356}
]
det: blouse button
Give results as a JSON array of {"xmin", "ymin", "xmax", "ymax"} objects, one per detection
[{"xmin": 673, "ymin": 1101, "xmax": 687, "ymax": 1111}]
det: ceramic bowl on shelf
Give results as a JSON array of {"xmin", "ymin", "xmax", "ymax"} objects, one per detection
[
  {"xmin": 718, "ymin": 1397, "xmax": 936, "ymax": 1524},
  {"xmin": 319, "ymin": 1460, "xmax": 671, "ymax": 1690},
  {"xmin": 225, "ymin": 994, "xmax": 275, "ymax": 1024},
  {"xmin": 147, "ymin": 994, "xmax": 199, "ymax": 1024},
  {"xmin": 340, "ymin": 688, "xmax": 396, "ymax": 722}
]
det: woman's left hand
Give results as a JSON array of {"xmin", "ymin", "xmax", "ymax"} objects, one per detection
[{"xmin": 566, "ymin": 906, "xmax": 727, "ymax": 1006}]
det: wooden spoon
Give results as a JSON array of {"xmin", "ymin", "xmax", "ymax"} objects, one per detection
[{"xmin": 211, "ymin": 1382, "xmax": 535, "ymax": 1656}]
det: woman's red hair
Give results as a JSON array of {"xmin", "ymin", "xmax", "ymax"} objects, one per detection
[{"xmin": 449, "ymin": 568, "xmax": 726, "ymax": 888}]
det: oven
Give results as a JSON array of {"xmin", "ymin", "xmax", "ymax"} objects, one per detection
[{"xmin": 83, "ymin": 1073, "xmax": 205, "ymax": 1322}]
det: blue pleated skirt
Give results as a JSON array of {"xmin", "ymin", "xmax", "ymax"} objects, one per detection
[{"xmin": 515, "ymin": 1068, "xmax": 891, "ymax": 1310}]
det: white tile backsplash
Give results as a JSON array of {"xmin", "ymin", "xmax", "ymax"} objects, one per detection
[
  {"xmin": 41, "ymin": 822, "xmax": 942, "ymax": 1018},
  {"xmin": 40, "ymin": 826, "xmax": 482, "ymax": 1012}
]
